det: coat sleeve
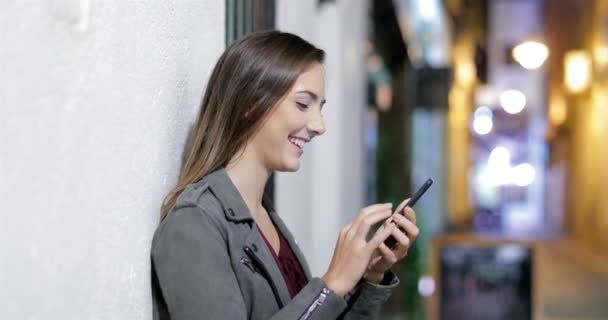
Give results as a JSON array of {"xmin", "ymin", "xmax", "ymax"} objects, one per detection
[
  {"xmin": 151, "ymin": 206, "xmax": 349, "ymax": 320},
  {"xmin": 339, "ymin": 271, "xmax": 400, "ymax": 319}
]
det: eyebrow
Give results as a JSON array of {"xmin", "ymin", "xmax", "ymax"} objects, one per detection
[{"xmin": 295, "ymin": 90, "xmax": 326, "ymax": 105}]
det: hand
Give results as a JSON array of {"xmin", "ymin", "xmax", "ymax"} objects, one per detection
[
  {"xmin": 363, "ymin": 198, "xmax": 420, "ymax": 284},
  {"xmin": 321, "ymin": 203, "xmax": 397, "ymax": 296}
]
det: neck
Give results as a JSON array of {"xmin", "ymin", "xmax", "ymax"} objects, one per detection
[{"xmin": 225, "ymin": 148, "xmax": 271, "ymax": 220}]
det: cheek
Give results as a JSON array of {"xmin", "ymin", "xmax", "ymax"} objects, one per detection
[
  {"xmin": 260, "ymin": 105, "xmax": 306, "ymax": 147},
  {"xmin": 270, "ymin": 112, "xmax": 300, "ymax": 135},
  {"xmin": 257, "ymin": 121, "xmax": 287, "ymax": 151},
  {"xmin": 282, "ymin": 109, "xmax": 307, "ymax": 131}
]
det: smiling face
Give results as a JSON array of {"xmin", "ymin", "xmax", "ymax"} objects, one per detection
[{"xmin": 247, "ymin": 62, "xmax": 326, "ymax": 172}]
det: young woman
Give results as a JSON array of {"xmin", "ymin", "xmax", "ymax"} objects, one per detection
[{"xmin": 151, "ymin": 31, "xmax": 420, "ymax": 320}]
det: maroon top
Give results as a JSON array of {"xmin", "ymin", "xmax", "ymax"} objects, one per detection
[{"xmin": 257, "ymin": 224, "xmax": 308, "ymax": 298}]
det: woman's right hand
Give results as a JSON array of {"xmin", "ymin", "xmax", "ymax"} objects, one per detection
[{"xmin": 321, "ymin": 203, "xmax": 397, "ymax": 297}]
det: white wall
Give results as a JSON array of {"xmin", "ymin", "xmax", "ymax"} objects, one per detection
[
  {"xmin": 0, "ymin": 1, "xmax": 224, "ymax": 319},
  {"xmin": 275, "ymin": 0, "xmax": 368, "ymax": 276}
]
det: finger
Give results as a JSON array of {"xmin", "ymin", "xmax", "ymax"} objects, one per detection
[
  {"xmin": 366, "ymin": 250, "xmax": 390, "ymax": 275},
  {"xmin": 352, "ymin": 209, "xmax": 393, "ymax": 239},
  {"xmin": 391, "ymin": 214, "xmax": 420, "ymax": 240},
  {"xmin": 367, "ymin": 219, "xmax": 394, "ymax": 242},
  {"xmin": 370, "ymin": 243, "xmax": 394, "ymax": 270},
  {"xmin": 339, "ymin": 223, "xmax": 353, "ymax": 241},
  {"xmin": 380, "ymin": 242, "xmax": 408, "ymax": 260},
  {"xmin": 350, "ymin": 203, "xmax": 393, "ymax": 234},
  {"xmin": 393, "ymin": 198, "xmax": 410, "ymax": 216},
  {"xmin": 388, "ymin": 225, "xmax": 411, "ymax": 252},
  {"xmin": 378, "ymin": 243, "xmax": 399, "ymax": 265},
  {"xmin": 360, "ymin": 203, "xmax": 394, "ymax": 217},
  {"xmin": 378, "ymin": 243, "xmax": 393, "ymax": 256},
  {"xmin": 403, "ymin": 207, "xmax": 417, "ymax": 224},
  {"xmin": 367, "ymin": 222, "xmax": 396, "ymax": 249},
  {"xmin": 373, "ymin": 215, "xmax": 396, "ymax": 231},
  {"xmin": 376, "ymin": 243, "xmax": 399, "ymax": 264},
  {"xmin": 368, "ymin": 254, "xmax": 383, "ymax": 267}
]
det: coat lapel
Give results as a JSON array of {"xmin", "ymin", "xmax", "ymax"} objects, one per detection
[
  {"xmin": 244, "ymin": 223, "xmax": 292, "ymax": 305},
  {"xmin": 206, "ymin": 168, "xmax": 292, "ymax": 305}
]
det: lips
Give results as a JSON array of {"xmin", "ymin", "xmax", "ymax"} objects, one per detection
[{"xmin": 288, "ymin": 136, "xmax": 308, "ymax": 149}]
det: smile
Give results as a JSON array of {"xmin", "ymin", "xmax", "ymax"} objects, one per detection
[{"xmin": 288, "ymin": 136, "xmax": 307, "ymax": 149}]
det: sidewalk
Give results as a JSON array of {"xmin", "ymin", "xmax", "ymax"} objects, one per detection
[{"xmin": 537, "ymin": 239, "xmax": 608, "ymax": 319}]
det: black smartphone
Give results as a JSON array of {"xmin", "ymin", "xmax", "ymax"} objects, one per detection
[{"xmin": 384, "ymin": 178, "xmax": 433, "ymax": 249}]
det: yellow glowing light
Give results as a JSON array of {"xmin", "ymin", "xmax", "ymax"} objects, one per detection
[
  {"xmin": 448, "ymin": 87, "xmax": 469, "ymax": 129},
  {"xmin": 565, "ymin": 50, "xmax": 592, "ymax": 93},
  {"xmin": 591, "ymin": 85, "xmax": 608, "ymax": 135},
  {"xmin": 593, "ymin": 45, "xmax": 608, "ymax": 68},
  {"xmin": 512, "ymin": 41, "xmax": 549, "ymax": 69},
  {"xmin": 549, "ymin": 93, "xmax": 567, "ymax": 126},
  {"xmin": 456, "ymin": 60, "xmax": 476, "ymax": 87}
]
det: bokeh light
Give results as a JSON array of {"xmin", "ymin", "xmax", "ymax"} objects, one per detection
[{"xmin": 500, "ymin": 89, "xmax": 527, "ymax": 114}]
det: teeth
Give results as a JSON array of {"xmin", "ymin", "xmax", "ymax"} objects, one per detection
[{"xmin": 289, "ymin": 137, "xmax": 306, "ymax": 148}]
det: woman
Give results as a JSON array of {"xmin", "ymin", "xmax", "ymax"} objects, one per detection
[{"xmin": 151, "ymin": 30, "xmax": 419, "ymax": 320}]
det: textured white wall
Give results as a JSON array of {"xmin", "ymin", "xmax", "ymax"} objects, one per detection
[
  {"xmin": 0, "ymin": 1, "xmax": 224, "ymax": 319},
  {"xmin": 276, "ymin": 0, "xmax": 368, "ymax": 277}
]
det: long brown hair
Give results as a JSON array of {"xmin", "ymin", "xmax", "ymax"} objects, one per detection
[{"xmin": 160, "ymin": 31, "xmax": 325, "ymax": 222}]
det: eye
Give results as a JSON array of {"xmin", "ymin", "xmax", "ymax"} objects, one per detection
[{"xmin": 296, "ymin": 102, "xmax": 309, "ymax": 109}]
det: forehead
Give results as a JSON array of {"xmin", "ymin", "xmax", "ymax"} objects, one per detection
[{"xmin": 289, "ymin": 63, "xmax": 325, "ymax": 98}]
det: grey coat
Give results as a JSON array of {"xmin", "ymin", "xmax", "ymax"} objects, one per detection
[{"xmin": 151, "ymin": 169, "xmax": 399, "ymax": 320}]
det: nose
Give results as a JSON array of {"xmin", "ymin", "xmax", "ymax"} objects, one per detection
[{"xmin": 307, "ymin": 110, "xmax": 326, "ymax": 137}]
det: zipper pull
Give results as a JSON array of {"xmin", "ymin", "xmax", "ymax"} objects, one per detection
[
  {"xmin": 244, "ymin": 245, "xmax": 285, "ymax": 309},
  {"xmin": 240, "ymin": 256, "xmax": 257, "ymax": 273},
  {"xmin": 298, "ymin": 287, "xmax": 331, "ymax": 320}
]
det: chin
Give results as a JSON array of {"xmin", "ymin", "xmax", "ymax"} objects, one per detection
[
  {"xmin": 275, "ymin": 160, "xmax": 301, "ymax": 172},
  {"xmin": 282, "ymin": 164, "xmax": 301, "ymax": 172},
  {"xmin": 286, "ymin": 164, "xmax": 300, "ymax": 172}
]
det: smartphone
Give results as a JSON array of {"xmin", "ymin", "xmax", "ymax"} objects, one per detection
[{"xmin": 384, "ymin": 178, "xmax": 433, "ymax": 249}]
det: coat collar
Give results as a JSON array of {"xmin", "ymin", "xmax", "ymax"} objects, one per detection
[
  {"xmin": 204, "ymin": 168, "xmax": 313, "ymax": 304},
  {"xmin": 204, "ymin": 168, "xmax": 255, "ymax": 222},
  {"xmin": 205, "ymin": 168, "xmax": 282, "ymax": 224}
]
